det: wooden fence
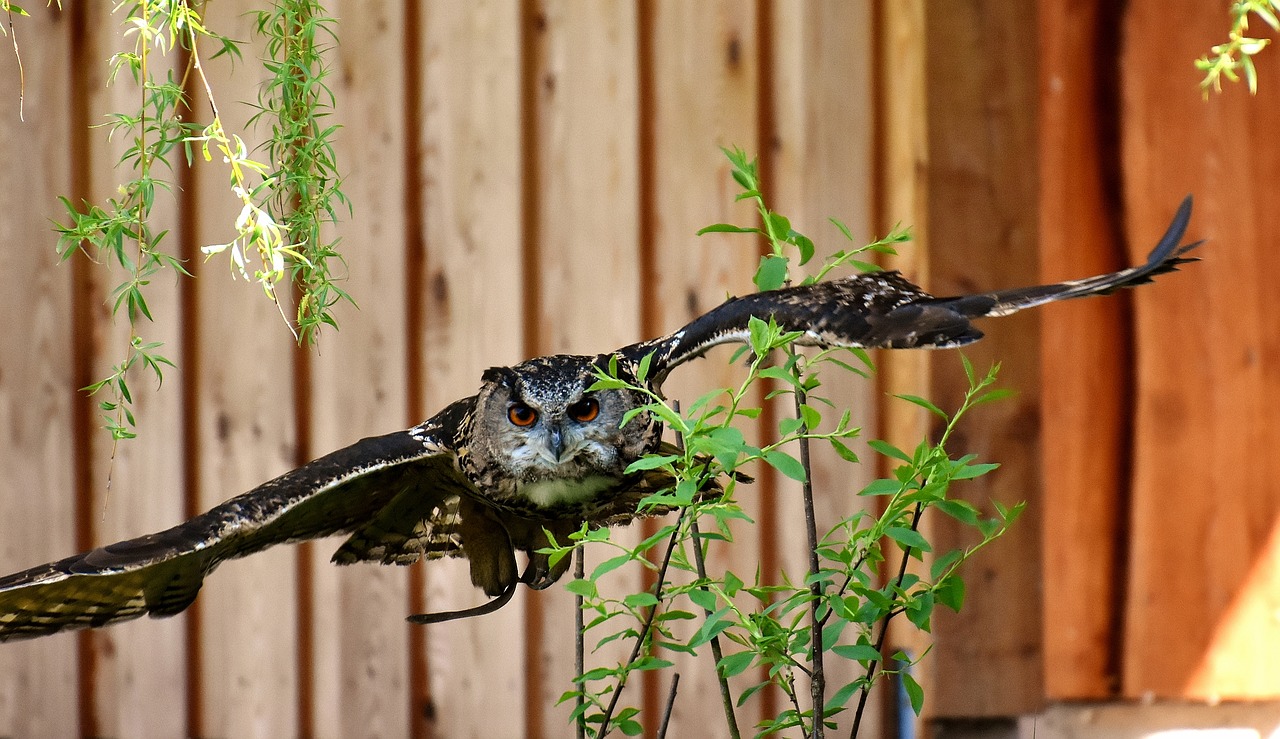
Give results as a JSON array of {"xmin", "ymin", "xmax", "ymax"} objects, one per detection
[{"xmin": 0, "ymin": 1, "xmax": 1275, "ymax": 738}]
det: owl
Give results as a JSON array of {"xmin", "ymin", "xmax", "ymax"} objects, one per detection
[{"xmin": 0, "ymin": 197, "xmax": 1199, "ymax": 640}]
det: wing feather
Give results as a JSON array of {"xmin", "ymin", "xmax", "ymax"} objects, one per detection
[
  {"xmin": 0, "ymin": 399, "xmax": 472, "ymax": 642},
  {"xmin": 619, "ymin": 196, "xmax": 1199, "ymax": 384}
]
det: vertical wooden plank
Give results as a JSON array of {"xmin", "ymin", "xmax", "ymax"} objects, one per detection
[
  {"xmin": 81, "ymin": 5, "xmax": 190, "ymax": 735},
  {"xmin": 306, "ymin": 2, "xmax": 412, "ymax": 737},
  {"xmin": 875, "ymin": 0, "xmax": 936, "ymax": 731},
  {"xmin": 526, "ymin": 0, "xmax": 642, "ymax": 726},
  {"xmin": 0, "ymin": 5, "xmax": 80, "ymax": 737},
  {"xmin": 1119, "ymin": 0, "xmax": 1280, "ymax": 699},
  {"xmin": 922, "ymin": 0, "xmax": 1044, "ymax": 718},
  {"xmin": 416, "ymin": 2, "xmax": 528, "ymax": 735},
  {"xmin": 767, "ymin": 2, "xmax": 884, "ymax": 734},
  {"xmin": 646, "ymin": 1, "xmax": 762, "ymax": 733},
  {"xmin": 190, "ymin": 2, "xmax": 299, "ymax": 735},
  {"xmin": 525, "ymin": 2, "xmax": 644, "ymax": 735},
  {"xmin": 1038, "ymin": 0, "xmax": 1129, "ymax": 699}
]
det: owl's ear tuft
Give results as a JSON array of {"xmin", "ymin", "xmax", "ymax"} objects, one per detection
[{"xmin": 482, "ymin": 366, "xmax": 519, "ymax": 387}]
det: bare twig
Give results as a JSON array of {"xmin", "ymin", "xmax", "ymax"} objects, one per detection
[
  {"xmin": 656, "ymin": 673, "xmax": 680, "ymax": 739},
  {"xmin": 793, "ymin": 382, "xmax": 825, "ymax": 738},
  {"xmin": 595, "ymin": 513, "xmax": 683, "ymax": 738},
  {"xmin": 689, "ymin": 517, "xmax": 742, "ymax": 739},
  {"xmin": 576, "ymin": 546, "xmax": 587, "ymax": 739}
]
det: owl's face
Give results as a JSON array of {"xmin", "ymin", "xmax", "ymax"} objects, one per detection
[{"xmin": 468, "ymin": 356, "xmax": 655, "ymax": 509}]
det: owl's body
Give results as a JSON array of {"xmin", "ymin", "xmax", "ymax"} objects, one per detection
[{"xmin": 0, "ymin": 197, "xmax": 1201, "ymax": 641}]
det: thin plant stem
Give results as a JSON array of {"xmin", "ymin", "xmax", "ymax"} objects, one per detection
[
  {"xmin": 656, "ymin": 673, "xmax": 680, "ymax": 739},
  {"xmin": 689, "ymin": 517, "xmax": 742, "ymax": 739},
  {"xmin": 850, "ymin": 502, "xmax": 924, "ymax": 738},
  {"xmin": 793, "ymin": 381, "xmax": 825, "ymax": 738},
  {"xmin": 576, "ymin": 546, "xmax": 586, "ymax": 739},
  {"xmin": 595, "ymin": 513, "xmax": 684, "ymax": 738}
]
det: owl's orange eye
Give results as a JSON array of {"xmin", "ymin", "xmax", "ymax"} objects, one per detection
[
  {"xmin": 508, "ymin": 402, "xmax": 538, "ymax": 427},
  {"xmin": 568, "ymin": 397, "xmax": 599, "ymax": 423}
]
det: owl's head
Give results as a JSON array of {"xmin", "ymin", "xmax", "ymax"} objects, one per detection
[{"xmin": 471, "ymin": 355, "xmax": 654, "ymax": 493}]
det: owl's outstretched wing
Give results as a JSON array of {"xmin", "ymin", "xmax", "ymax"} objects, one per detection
[
  {"xmin": 619, "ymin": 195, "xmax": 1199, "ymax": 386},
  {"xmin": 0, "ymin": 398, "xmax": 475, "ymax": 643}
]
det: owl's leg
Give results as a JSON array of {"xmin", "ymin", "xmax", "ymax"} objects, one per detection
[
  {"xmin": 456, "ymin": 497, "xmax": 519, "ymax": 596},
  {"xmin": 508, "ymin": 517, "xmax": 577, "ymax": 590}
]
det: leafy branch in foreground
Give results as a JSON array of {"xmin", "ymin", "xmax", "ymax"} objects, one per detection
[
  {"xmin": 1198, "ymin": 0, "xmax": 1279, "ymax": 94},
  {"xmin": 548, "ymin": 149, "xmax": 1019, "ymax": 738}
]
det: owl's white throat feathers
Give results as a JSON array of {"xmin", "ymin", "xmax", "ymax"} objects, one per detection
[{"xmin": 519, "ymin": 474, "xmax": 617, "ymax": 508}]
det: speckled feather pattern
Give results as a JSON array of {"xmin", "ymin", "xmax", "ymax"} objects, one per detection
[{"xmin": 0, "ymin": 197, "xmax": 1200, "ymax": 639}]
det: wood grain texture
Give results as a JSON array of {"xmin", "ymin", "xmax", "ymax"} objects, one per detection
[
  {"xmin": 923, "ymin": 0, "xmax": 1044, "ymax": 717},
  {"xmin": 189, "ymin": 2, "xmax": 300, "ymax": 735},
  {"xmin": 767, "ymin": 2, "xmax": 884, "ymax": 733},
  {"xmin": 1037, "ymin": 0, "xmax": 1129, "ymax": 699},
  {"xmin": 1119, "ymin": 0, "xmax": 1280, "ymax": 699},
  {"xmin": 0, "ymin": 5, "xmax": 79, "ymax": 737},
  {"xmin": 416, "ymin": 2, "xmax": 529, "ymax": 736},
  {"xmin": 875, "ymin": 0, "xmax": 935, "ymax": 730},
  {"xmin": 645, "ymin": 1, "xmax": 764, "ymax": 734},
  {"xmin": 524, "ymin": 2, "xmax": 645, "ymax": 735},
  {"xmin": 306, "ymin": 2, "xmax": 413, "ymax": 737},
  {"xmin": 80, "ymin": 5, "xmax": 190, "ymax": 735}
]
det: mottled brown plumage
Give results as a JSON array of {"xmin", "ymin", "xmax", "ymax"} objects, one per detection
[{"xmin": 0, "ymin": 197, "xmax": 1200, "ymax": 641}]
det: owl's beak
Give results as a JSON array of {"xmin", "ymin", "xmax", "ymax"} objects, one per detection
[{"xmin": 548, "ymin": 425, "xmax": 566, "ymax": 462}]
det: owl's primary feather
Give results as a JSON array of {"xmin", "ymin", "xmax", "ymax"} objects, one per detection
[{"xmin": 0, "ymin": 196, "xmax": 1200, "ymax": 641}]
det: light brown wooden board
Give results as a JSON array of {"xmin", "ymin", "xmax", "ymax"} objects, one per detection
[
  {"xmin": 306, "ymin": 2, "xmax": 414, "ymax": 737},
  {"xmin": 524, "ymin": 2, "xmax": 647, "ymax": 736},
  {"xmin": 190, "ymin": 1, "xmax": 301, "ymax": 735},
  {"xmin": 80, "ymin": 5, "xmax": 191, "ymax": 735},
  {"xmin": 0, "ymin": 5, "xmax": 79, "ymax": 737},
  {"xmin": 416, "ymin": 2, "xmax": 530, "ymax": 736}
]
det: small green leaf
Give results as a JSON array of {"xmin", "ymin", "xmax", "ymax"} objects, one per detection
[
  {"xmin": 754, "ymin": 254, "xmax": 789, "ymax": 292},
  {"xmin": 829, "ymin": 438, "xmax": 860, "ymax": 463},
  {"xmin": 591, "ymin": 553, "xmax": 634, "ymax": 580},
  {"xmin": 885, "ymin": 526, "xmax": 931, "ymax": 552},
  {"xmin": 688, "ymin": 587, "xmax": 718, "ymax": 613},
  {"xmin": 764, "ymin": 449, "xmax": 807, "ymax": 482},
  {"xmin": 832, "ymin": 643, "xmax": 881, "ymax": 663},
  {"xmin": 935, "ymin": 499, "xmax": 980, "ymax": 525},
  {"xmin": 902, "ymin": 672, "xmax": 925, "ymax": 715},
  {"xmin": 622, "ymin": 591, "xmax": 660, "ymax": 607},
  {"xmin": 951, "ymin": 461, "xmax": 999, "ymax": 480},
  {"xmin": 697, "ymin": 223, "xmax": 762, "ymax": 236},
  {"xmin": 894, "ymin": 394, "xmax": 948, "ymax": 419},
  {"xmin": 859, "ymin": 478, "xmax": 901, "ymax": 496},
  {"xmin": 718, "ymin": 650, "xmax": 755, "ymax": 678},
  {"xmin": 867, "ymin": 438, "xmax": 911, "ymax": 463},
  {"xmin": 565, "ymin": 578, "xmax": 596, "ymax": 599},
  {"xmin": 935, "ymin": 575, "xmax": 966, "ymax": 612}
]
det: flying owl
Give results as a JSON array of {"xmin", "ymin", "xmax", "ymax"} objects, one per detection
[{"xmin": 0, "ymin": 197, "xmax": 1200, "ymax": 641}]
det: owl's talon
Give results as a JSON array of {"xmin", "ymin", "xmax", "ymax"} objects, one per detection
[{"xmin": 406, "ymin": 581, "xmax": 517, "ymax": 624}]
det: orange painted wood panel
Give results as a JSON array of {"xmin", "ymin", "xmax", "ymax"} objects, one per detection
[
  {"xmin": 1038, "ymin": 0, "xmax": 1131, "ymax": 700},
  {"xmin": 922, "ymin": 0, "xmax": 1045, "ymax": 718},
  {"xmin": 1119, "ymin": 0, "xmax": 1280, "ymax": 699}
]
